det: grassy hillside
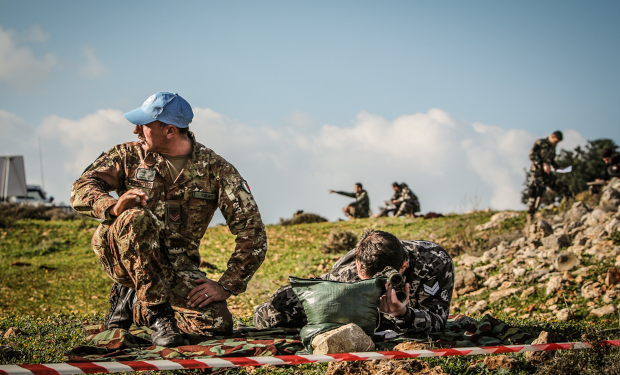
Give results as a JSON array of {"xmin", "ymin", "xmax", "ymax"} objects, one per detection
[
  {"xmin": 0, "ymin": 212, "xmax": 493, "ymax": 317},
  {"xmin": 1, "ymin": 209, "xmax": 619, "ymax": 374}
]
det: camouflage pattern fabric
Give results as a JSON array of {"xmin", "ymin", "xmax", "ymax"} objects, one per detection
[
  {"xmin": 394, "ymin": 185, "xmax": 420, "ymax": 216},
  {"xmin": 66, "ymin": 314, "xmax": 535, "ymax": 362},
  {"xmin": 607, "ymin": 154, "xmax": 620, "ymax": 179},
  {"xmin": 254, "ymin": 240, "xmax": 454, "ymax": 333},
  {"xmin": 333, "ymin": 189, "xmax": 370, "ymax": 218},
  {"xmin": 71, "ymin": 132, "xmax": 267, "ymax": 334},
  {"xmin": 526, "ymin": 137, "xmax": 571, "ymax": 214}
]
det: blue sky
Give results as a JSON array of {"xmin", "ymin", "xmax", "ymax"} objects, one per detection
[{"xmin": 1, "ymin": 1, "xmax": 619, "ymax": 224}]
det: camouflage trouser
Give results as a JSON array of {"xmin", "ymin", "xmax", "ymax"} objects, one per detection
[
  {"xmin": 92, "ymin": 207, "xmax": 233, "ymax": 335},
  {"xmin": 344, "ymin": 204, "xmax": 369, "ymax": 219},
  {"xmin": 253, "ymin": 284, "xmax": 307, "ymax": 329},
  {"xmin": 394, "ymin": 201, "xmax": 418, "ymax": 217},
  {"xmin": 526, "ymin": 172, "xmax": 571, "ymax": 214}
]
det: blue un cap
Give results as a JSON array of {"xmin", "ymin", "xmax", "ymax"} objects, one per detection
[{"xmin": 124, "ymin": 92, "xmax": 194, "ymax": 128}]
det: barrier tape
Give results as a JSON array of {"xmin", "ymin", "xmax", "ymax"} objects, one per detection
[{"xmin": 0, "ymin": 340, "xmax": 618, "ymax": 375}]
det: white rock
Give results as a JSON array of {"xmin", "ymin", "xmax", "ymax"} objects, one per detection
[
  {"xmin": 312, "ymin": 323, "xmax": 375, "ymax": 354},
  {"xmin": 590, "ymin": 305, "xmax": 616, "ymax": 318},
  {"xmin": 581, "ymin": 281, "xmax": 602, "ymax": 299}
]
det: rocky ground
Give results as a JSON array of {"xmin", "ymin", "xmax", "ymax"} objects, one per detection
[{"xmin": 451, "ymin": 178, "xmax": 620, "ymax": 323}]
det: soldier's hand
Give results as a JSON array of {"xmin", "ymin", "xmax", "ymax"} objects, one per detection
[
  {"xmin": 379, "ymin": 282, "xmax": 410, "ymax": 317},
  {"xmin": 110, "ymin": 188, "xmax": 148, "ymax": 217},
  {"xmin": 187, "ymin": 278, "xmax": 232, "ymax": 309},
  {"xmin": 543, "ymin": 163, "xmax": 551, "ymax": 174}
]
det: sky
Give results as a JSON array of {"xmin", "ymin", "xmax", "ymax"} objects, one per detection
[{"xmin": 0, "ymin": 0, "xmax": 619, "ymax": 224}]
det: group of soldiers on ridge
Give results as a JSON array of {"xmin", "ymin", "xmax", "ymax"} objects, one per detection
[{"xmin": 329, "ymin": 181, "xmax": 421, "ymax": 220}]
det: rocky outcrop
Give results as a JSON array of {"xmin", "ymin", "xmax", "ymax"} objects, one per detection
[{"xmin": 453, "ymin": 186, "xmax": 620, "ymax": 321}]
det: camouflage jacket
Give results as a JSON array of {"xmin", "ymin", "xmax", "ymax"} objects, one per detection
[
  {"xmin": 70, "ymin": 132, "xmax": 267, "ymax": 295},
  {"xmin": 333, "ymin": 189, "xmax": 370, "ymax": 212},
  {"xmin": 395, "ymin": 185, "xmax": 418, "ymax": 206},
  {"xmin": 323, "ymin": 240, "xmax": 454, "ymax": 332},
  {"xmin": 607, "ymin": 155, "xmax": 620, "ymax": 179},
  {"xmin": 529, "ymin": 138, "xmax": 559, "ymax": 174}
]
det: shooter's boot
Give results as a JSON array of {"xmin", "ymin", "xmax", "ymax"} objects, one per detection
[
  {"xmin": 105, "ymin": 283, "xmax": 136, "ymax": 330},
  {"xmin": 147, "ymin": 302, "xmax": 185, "ymax": 347}
]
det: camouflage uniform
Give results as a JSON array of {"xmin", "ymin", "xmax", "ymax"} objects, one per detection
[
  {"xmin": 607, "ymin": 154, "xmax": 620, "ymax": 179},
  {"xmin": 394, "ymin": 184, "xmax": 420, "ymax": 217},
  {"xmin": 526, "ymin": 138, "xmax": 571, "ymax": 215},
  {"xmin": 71, "ymin": 132, "xmax": 267, "ymax": 336},
  {"xmin": 333, "ymin": 189, "xmax": 370, "ymax": 218},
  {"xmin": 254, "ymin": 240, "xmax": 454, "ymax": 333}
]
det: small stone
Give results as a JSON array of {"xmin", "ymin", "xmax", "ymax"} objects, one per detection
[
  {"xmin": 542, "ymin": 234, "xmax": 571, "ymax": 250},
  {"xmin": 526, "ymin": 331, "xmax": 554, "ymax": 362},
  {"xmin": 3, "ymin": 327, "xmax": 23, "ymax": 339},
  {"xmin": 581, "ymin": 281, "xmax": 602, "ymax": 299},
  {"xmin": 556, "ymin": 308, "xmax": 574, "ymax": 321},
  {"xmin": 603, "ymin": 285, "xmax": 620, "ymax": 304},
  {"xmin": 454, "ymin": 269, "xmax": 478, "ymax": 296},
  {"xmin": 0, "ymin": 345, "xmax": 16, "ymax": 358},
  {"xmin": 604, "ymin": 267, "xmax": 620, "ymax": 286},
  {"xmin": 521, "ymin": 286, "xmax": 536, "ymax": 299},
  {"xmin": 590, "ymin": 304, "xmax": 616, "ymax": 317},
  {"xmin": 489, "ymin": 288, "xmax": 520, "ymax": 303},
  {"xmin": 393, "ymin": 342, "xmax": 427, "ymax": 350},
  {"xmin": 482, "ymin": 355, "xmax": 517, "ymax": 370}
]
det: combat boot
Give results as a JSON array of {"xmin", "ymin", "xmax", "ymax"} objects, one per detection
[
  {"xmin": 105, "ymin": 283, "xmax": 136, "ymax": 330},
  {"xmin": 147, "ymin": 303, "xmax": 185, "ymax": 347}
]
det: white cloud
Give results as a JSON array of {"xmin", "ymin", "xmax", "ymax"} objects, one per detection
[
  {"xmin": 78, "ymin": 45, "xmax": 106, "ymax": 78},
  {"xmin": 0, "ymin": 25, "xmax": 55, "ymax": 88},
  {"xmin": 8, "ymin": 107, "xmax": 588, "ymax": 222}
]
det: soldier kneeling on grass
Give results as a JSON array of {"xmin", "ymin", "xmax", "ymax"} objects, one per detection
[
  {"xmin": 253, "ymin": 230, "xmax": 454, "ymax": 333},
  {"xmin": 71, "ymin": 92, "xmax": 267, "ymax": 347}
]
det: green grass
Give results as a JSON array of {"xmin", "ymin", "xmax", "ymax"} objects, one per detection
[{"xmin": 1, "ymin": 210, "xmax": 620, "ymax": 374}]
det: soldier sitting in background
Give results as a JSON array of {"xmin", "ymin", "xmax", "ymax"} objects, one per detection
[
  {"xmin": 329, "ymin": 182, "xmax": 370, "ymax": 219},
  {"xmin": 253, "ymin": 230, "xmax": 454, "ymax": 333},
  {"xmin": 377, "ymin": 182, "xmax": 420, "ymax": 217}
]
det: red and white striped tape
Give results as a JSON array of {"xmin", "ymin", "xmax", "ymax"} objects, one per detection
[{"xmin": 1, "ymin": 340, "xmax": 618, "ymax": 375}]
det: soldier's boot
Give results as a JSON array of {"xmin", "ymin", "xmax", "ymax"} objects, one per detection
[
  {"xmin": 147, "ymin": 302, "xmax": 185, "ymax": 347},
  {"xmin": 105, "ymin": 283, "xmax": 137, "ymax": 330}
]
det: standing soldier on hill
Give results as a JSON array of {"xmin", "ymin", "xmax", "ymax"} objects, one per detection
[
  {"xmin": 329, "ymin": 182, "xmax": 370, "ymax": 219},
  {"xmin": 71, "ymin": 92, "xmax": 267, "ymax": 347},
  {"xmin": 525, "ymin": 130, "xmax": 572, "ymax": 223}
]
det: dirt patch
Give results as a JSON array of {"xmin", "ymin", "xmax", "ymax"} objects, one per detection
[{"xmin": 325, "ymin": 359, "xmax": 447, "ymax": 375}]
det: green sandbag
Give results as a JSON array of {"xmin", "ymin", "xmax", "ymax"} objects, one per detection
[{"xmin": 289, "ymin": 276, "xmax": 386, "ymax": 352}]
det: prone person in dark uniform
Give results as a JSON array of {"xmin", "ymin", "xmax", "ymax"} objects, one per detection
[{"xmin": 253, "ymin": 230, "xmax": 454, "ymax": 333}]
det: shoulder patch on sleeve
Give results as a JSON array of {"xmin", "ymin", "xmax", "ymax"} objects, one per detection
[{"xmin": 240, "ymin": 180, "xmax": 251, "ymax": 194}]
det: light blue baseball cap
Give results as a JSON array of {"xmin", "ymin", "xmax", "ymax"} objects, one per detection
[{"xmin": 124, "ymin": 92, "xmax": 194, "ymax": 128}]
